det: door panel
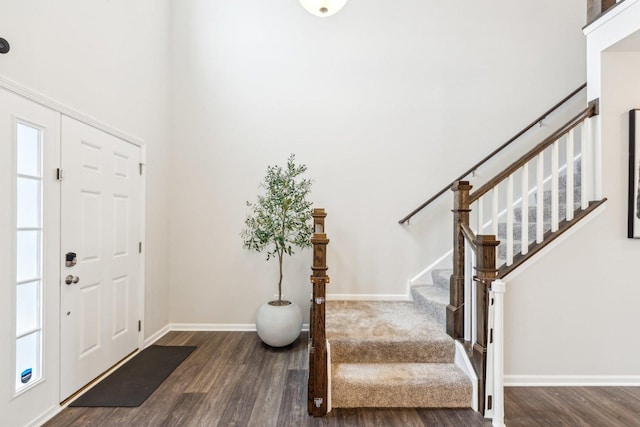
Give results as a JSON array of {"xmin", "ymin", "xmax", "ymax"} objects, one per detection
[{"xmin": 60, "ymin": 116, "xmax": 141, "ymax": 401}]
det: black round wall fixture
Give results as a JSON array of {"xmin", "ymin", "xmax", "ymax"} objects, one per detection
[{"xmin": 0, "ymin": 38, "xmax": 10, "ymax": 54}]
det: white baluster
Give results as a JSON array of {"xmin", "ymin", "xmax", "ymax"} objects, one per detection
[
  {"xmin": 566, "ymin": 129, "xmax": 575, "ymax": 221},
  {"xmin": 471, "ymin": 243, "xmax": 477, "ymax": 346},
  {"xmin": 478, "ymin": 197, "xmax": 484, "ymax": 235},
  {"xmin": 465, "ymin": 238, "xmax": 474, "ymax": 343},
  {"xmin": 581, "ymin": 118, "xmax": 591, "ymax": 210},
  {"xmin": 521, "ymin": 163, "xmax": 529, "ymax": 255},
  {"xmin": 506, "ymin": 174, "xmax": 514, "ymax": 266},
  {"xmin": 551, "ymin": 140, "xmax": 559, "ymax": 232},
  {"xmin": 492, "ymin": 186, "xmax": 499, "ymax": 236},
  {"xmin": 593, "ymin": 115, "xmax": 602, "ymax": 200},
  {"xmin": 536, "ymin": 152, "xmax": 544, "ymax": 243}
]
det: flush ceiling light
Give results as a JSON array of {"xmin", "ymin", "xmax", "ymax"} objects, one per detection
[{"xmin": 299, "ymin": 0, "xmax": 349, "ymax": 17}]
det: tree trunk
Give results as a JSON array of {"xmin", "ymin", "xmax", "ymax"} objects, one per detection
[{"xmin": 278, "ymin": 249, "xmax": 284, "ymax": 301}]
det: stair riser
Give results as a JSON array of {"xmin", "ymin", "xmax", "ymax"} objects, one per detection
[
  {"xmin": 430, "ymin": 270, "xmax": 452, "ymax": 291},
  {"xmin": 330, "ymin": 341, "xmax": 454, "ymax": 364},
  {"xmin": 411, "ymin": 287, "xmax": 447, "ymax": 327},
  {"xmin": 514, "ymin": 204, "xmax": 571, "ymax": 222},
  {"xmin": 539, "ymin": 187, "xmax": 581, "ymax": 205},
  {"xmin": 558, "ymin": 171, "xmax": 582, "ymax": 188},
  {"xmin": 498, "ymin": 241, "xmax": 523, "ymax": 258},
  {"xmin": 331, "ymin": 383, "xmax": 471, "ymax": 408},
  {"xmin": 331, "ymin": 363, "xmax": 472, "ymax": 409},
  {"xmin": 497, "ymin": 222, "xmax": 542, "ymax": 242},
  {"xmin": 431, "ymin": 269, "xmax": 450, "ymax": 289}
]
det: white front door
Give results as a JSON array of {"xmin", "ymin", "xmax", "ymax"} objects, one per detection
[{"xmin": 59, "ymin": 116, "xmax": 142, "ymax": 401}]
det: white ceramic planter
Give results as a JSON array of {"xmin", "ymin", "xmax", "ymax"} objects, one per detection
[{"xmin": 256, "ymin": 301, "xmax": 303, "ymax": 347}]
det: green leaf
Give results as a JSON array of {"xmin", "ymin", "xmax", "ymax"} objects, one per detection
[{"xmin": 240, "ymin": 154, "xmax": 314, "ymax": 295}]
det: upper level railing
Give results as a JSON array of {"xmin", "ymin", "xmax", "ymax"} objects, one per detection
[{"xmin": 398, "ymin": 83, "xmax": 587, "ymax": 225}]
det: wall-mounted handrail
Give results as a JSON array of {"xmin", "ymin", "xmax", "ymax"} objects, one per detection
[
  {"xmin": 469, "ymin": 101, "xmax": 598, "ymax": 204},
  {"xmin": 398, "ymin": 83, "xmax": 587, "ymax": 224}
]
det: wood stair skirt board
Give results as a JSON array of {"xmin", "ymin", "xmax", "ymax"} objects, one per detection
[{"xmin": 326, "ymin": 301, "xmax": 472, "ymax": 409}]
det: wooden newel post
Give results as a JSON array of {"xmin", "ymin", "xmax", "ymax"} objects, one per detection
[
  {"xmin": 448, "ymin": 181, "xmax": 472, "ymax": 339},
  {"xmin": 473, "ymin": 234, "xmax": 499, "ymax": 414},
  {"xmin": 308, "ymin": 208, "xmax": 329, "ymax": 417}
]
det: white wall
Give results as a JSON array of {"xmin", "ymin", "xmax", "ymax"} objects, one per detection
[
  {"xmin": 168, "ymin": 0, "xmax": 587, "ymax": 325},
  {"xmin": 503, "ymin": 1, "xmax": 640, "ymax": 384},
  {"xmin": 0, "ymin": 1, "xmax": 171, "ymax": 425}
]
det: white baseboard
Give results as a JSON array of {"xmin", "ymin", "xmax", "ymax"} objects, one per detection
[
  {"xmin": 170, "ymin": 323, "xmax": 256, "ymax": 331},
  {"xmin": 326, "ymin": 293, "xmax": 410, "ymax": 301},
  {"xmin": 27, "ymin": 406, "xmax": 63, "ymax": 427},
  {"xmin": 144, "ymin": 324, "xmax": 170, "ymax": 347},
  {"xmin": 168, "ymin": 323, "xmax": 310, "ymax": 332},
  {"xmin": 505, "ymin": 375, "xmax": 640, "ymax": 387}
]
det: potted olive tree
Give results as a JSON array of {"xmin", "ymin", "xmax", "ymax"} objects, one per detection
[{"xmin": 241, "ymin": 154, "xmax": 313, "ymax": 347}]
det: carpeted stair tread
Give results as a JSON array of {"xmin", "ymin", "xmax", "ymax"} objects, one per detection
[
  {"xmin": 331, "ymin": 362, "xmax": 472, "ymax": 408},
  {"xmin": 326, "ymin": 301, "xmax": 454, "ymax": 364},
  {"xmin": 410, "ymin": 285, "xmax": 447, "ymax": 328}
]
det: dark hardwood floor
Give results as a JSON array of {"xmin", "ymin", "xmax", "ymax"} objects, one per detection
[{"xmin": 45, "ymin": 331, "xmax": 640, "ymax": 427}]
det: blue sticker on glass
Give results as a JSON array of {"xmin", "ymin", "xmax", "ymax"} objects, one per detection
[{"xmin": 20, "ymin": 368, "xmax": 32, "ymax": 384}]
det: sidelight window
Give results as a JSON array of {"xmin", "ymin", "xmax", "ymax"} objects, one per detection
[{"xmin": 15, "ymin": 122, "xmax": 44, "ymax": 393}]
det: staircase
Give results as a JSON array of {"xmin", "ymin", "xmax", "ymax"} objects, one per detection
[
  {"xmin": 324, "ymin": 163, "xmax": 585, "ymax": 409},
  {"xmin": 326, "ymin": 300, "xmax": 472, "ymax": 408},
  {"xmin": 308, "ymin": 88, "xmax": 606, "ymax": 421}
]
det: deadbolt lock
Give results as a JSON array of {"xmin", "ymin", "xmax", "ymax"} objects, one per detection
[{"xmin": 65, "ymin": 252, "xmax": 77, "ymax": 267}]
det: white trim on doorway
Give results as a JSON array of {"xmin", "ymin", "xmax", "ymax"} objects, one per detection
[{"xmin": 0, "ymin": 75, "xmax": 144, "ymax": 147}]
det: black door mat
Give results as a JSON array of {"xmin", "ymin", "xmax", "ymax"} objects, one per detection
[{"xmin": 69, "ymin": 345, "xmax": 196, "ymax": 407}]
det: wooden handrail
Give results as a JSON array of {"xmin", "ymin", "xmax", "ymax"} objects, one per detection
[
  {"xmin": 460, "ymin": 223, "xmax": 477, "ymax": 251},
  {"xmin": 398, "ymin": 83, "xmax": 587, "ymax": 224},
  {"xmin": 469, "ymin": 101, "xmax": 598, "ymax": 204}
]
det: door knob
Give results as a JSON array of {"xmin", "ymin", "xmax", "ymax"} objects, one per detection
[{"xmin": 65, "ymin": 275, "xmax": 80, "ymax": 285}]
